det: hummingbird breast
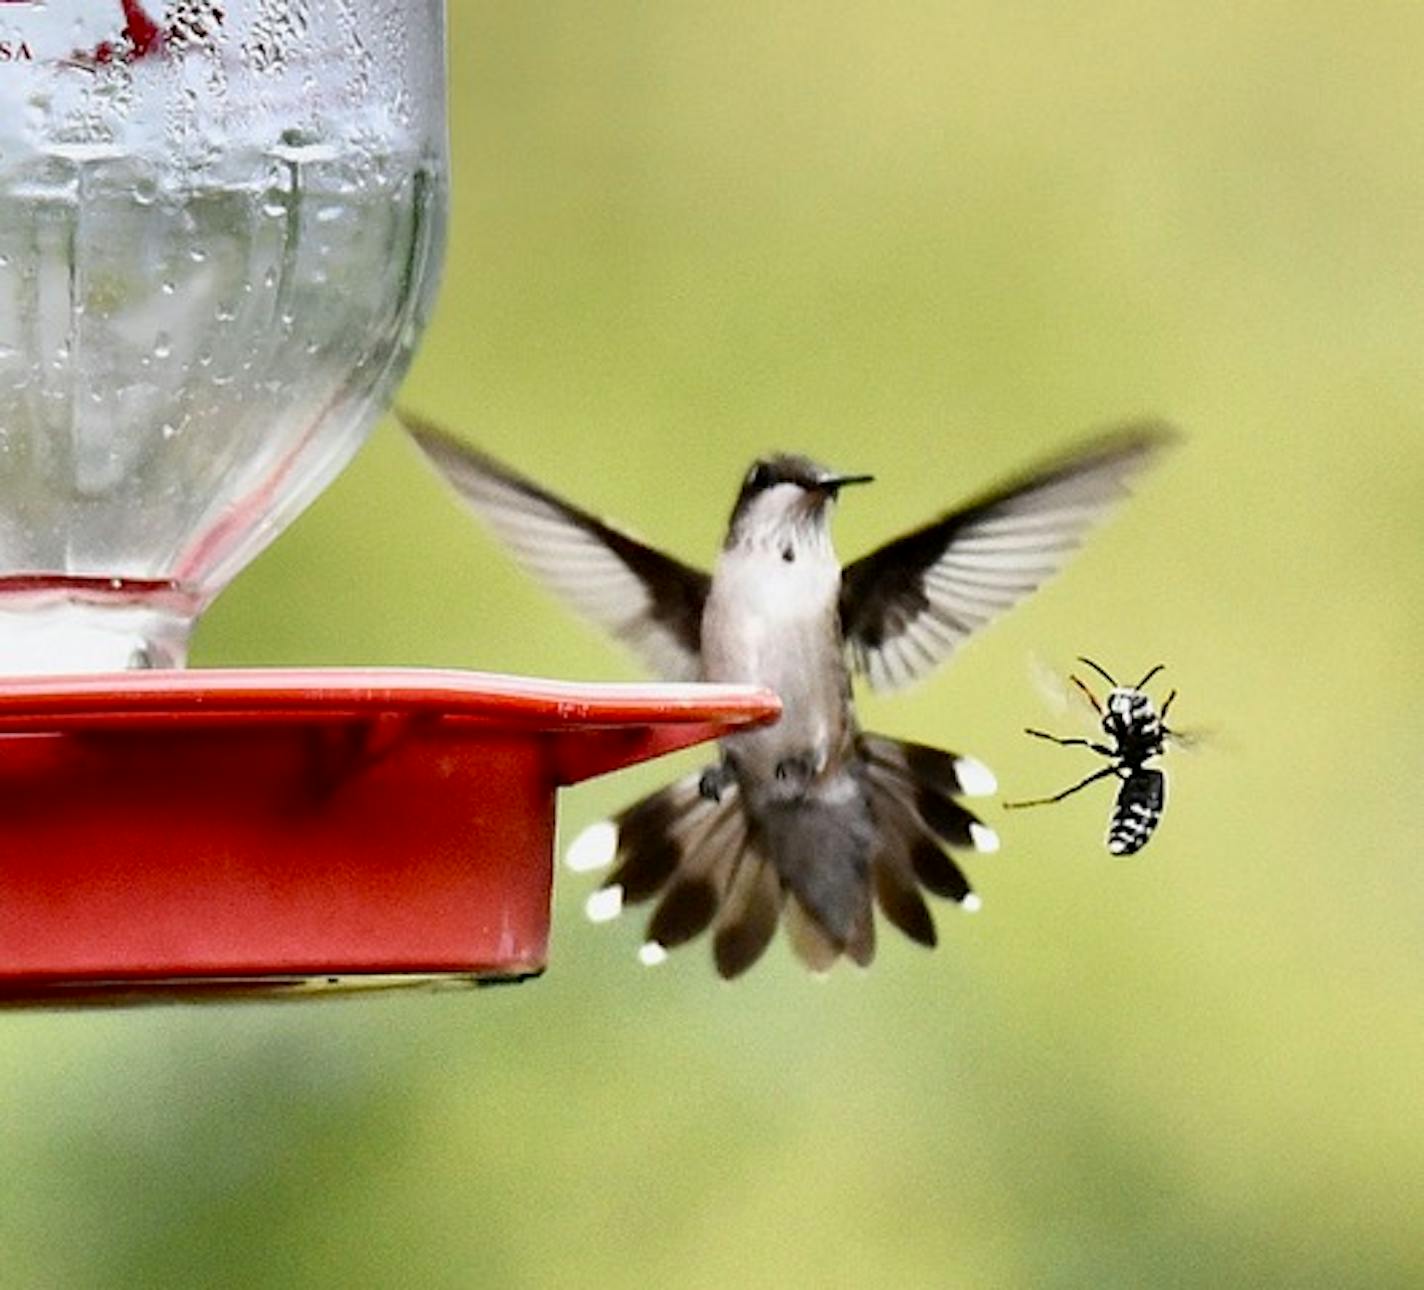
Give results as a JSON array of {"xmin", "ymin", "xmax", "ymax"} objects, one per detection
[{"xmin": 700, "ymin": 544, "xmax": 853, "ymax": 786}]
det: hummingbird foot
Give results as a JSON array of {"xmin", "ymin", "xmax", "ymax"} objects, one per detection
[{"xmin": 698, "ymin": 761, "xmax": 734, "ymax": 803}]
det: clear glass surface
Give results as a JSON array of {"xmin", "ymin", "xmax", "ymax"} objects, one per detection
[{"xmin": 0, "ymin": 0, "xmax": 447, "ymax": 669}]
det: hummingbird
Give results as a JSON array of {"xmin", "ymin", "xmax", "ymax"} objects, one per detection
[{"xmin": 400, "ymin": 411, "xmax": 1174, "ymax": 977}]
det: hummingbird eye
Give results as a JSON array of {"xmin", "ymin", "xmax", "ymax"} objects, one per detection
[{"xmin": 746, "ymin": 463, "xmax": 773, "ymax": 493}]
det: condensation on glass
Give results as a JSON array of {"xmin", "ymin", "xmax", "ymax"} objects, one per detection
[{"xmin": 0, "ymin": 0, "xmax": 447, "ymax": 669}]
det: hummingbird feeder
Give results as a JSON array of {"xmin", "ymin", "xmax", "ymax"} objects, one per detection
[{"xmin": 0, "ymin": 0, "xmax": 777, "ymax": 1004}]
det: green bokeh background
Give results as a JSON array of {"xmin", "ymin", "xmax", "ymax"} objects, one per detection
[{"xmin": 6, "ymin": 3, "xmax": 1424, "ymax": 1286}]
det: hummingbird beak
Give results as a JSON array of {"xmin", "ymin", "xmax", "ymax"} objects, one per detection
[{"xmin": 816, "ymin": 472, "xmax": 875, "ymax": 497}]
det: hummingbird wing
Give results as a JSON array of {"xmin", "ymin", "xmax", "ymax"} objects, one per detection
[
  {"xmin": 402, "ymin": 412, "xmax": 711, "ymax": 681},
  {"xmin": 839, "ymin": 422, "xmax": 1176, "ymax": 691}
]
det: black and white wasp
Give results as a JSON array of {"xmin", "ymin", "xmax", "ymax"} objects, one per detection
[{"xmin": 1005, "ymin": 658, "xmax": 1178, "ymax": 855}]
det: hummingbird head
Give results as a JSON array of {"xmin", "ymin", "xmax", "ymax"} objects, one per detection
[{"xmin": 725, "ymin": 453, "xmax": 874, "ymax": 553}]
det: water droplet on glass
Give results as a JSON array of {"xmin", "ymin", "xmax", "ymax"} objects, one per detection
[
  {"xmin": 161, "ymin": 280, "xmax": 176, "ymax": 295},
  {"xmin": 316, "ymin": 204, "xmax": 344, "ymax": 224},
  {"xmin": 189, "ymin": 247, "xmax": 208, "ymax": 263},
  {"xmin": 198, "ymin": 351, "xmax": 213, "ymax": 368},
  {"xmin": 153, "ymin": 333, "xmax": 172, "ymax": 359},
  {"xmin": 215, "ymin": 302, "xmax": 237, "ymax": 322},
  {"xmin": 263, "ymin": 268, "xmax": 278, "ymax": 289},
  {"xmin": 0, "ymin": 254, "xmax": 10, "ymax": 269},
  {"xmin": 161, "ymin": 422, "xmax": 179, "ymax": 440}
]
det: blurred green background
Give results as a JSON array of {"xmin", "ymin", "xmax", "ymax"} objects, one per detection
[{"xmin": 6, "ymin": 2, "xmax": 1424, "ymax": 1286}]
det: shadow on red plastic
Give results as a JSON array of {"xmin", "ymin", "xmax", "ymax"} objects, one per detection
[{"xmin": 0, "ymin": 669, "xmax": 779, "ymax": 1006}]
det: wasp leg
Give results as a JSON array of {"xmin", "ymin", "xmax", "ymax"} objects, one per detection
[
  {"xmin": 1003, "ymin": 764, "xmax": 1118, "ymax": 810},
  {"xmin": 1023, "ymin": 728, "xmax": 1115, "ymax": 758},
  {"xmin": 1068, "ymin": 674, "xmax": 1104, "ymax": 715}
]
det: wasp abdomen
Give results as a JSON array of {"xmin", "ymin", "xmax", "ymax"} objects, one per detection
[{"xmin": 1107, "ymin": 768, "xmax": 1165, "ymax": 855}]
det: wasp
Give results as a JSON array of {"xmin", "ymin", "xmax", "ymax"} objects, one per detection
[{"xmin": 1005, "ymin": 658, "xmax": 1178, "ymax": 854}]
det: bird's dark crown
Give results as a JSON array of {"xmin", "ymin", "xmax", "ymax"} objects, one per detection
[
  {"xmin": 727, "ymin": 454, "xmax": 837, "ymax": 533},
  {"xmin": 741, "ymin": 453, "xmax": 835, "ymax": 497},
  {"xmin": 726, "ymin": 453, "xmax": 874, "ymax": 543}
]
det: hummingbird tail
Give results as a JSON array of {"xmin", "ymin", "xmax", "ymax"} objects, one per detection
[
  {"xmin": 566, "ymin": 734, "xmax": 999, "ymax": 978},
  {"xmin": 784, "ymin": 895, "xmax": 875, "ymax": 973},
  {"xmin": 576, "ymin": 769, "xmax": 785, "ymax": 979},
  {"xmin": 858, "ymin": 734, "xmax": 1000, "ymax": 946}
]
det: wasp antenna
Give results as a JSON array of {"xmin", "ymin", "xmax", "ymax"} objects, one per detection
[
  {"xmin": 1076, "ymin": 656, "xmax": 1118, "ymax": 687},
  {"xmin": 1135, "ymin": 663, "xmax": 1166, "ymax": 690},
  {"xmin": 1159, "ymin": 688, "xmax": 1178, "ymax": 722}
]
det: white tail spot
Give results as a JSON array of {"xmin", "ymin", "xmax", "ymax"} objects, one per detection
[
  {"xmin": 584, "ymin": 885, "xmax": 624, "ymax": 923},
  {"xmin": 955, "ymin": 757, "xmax": 998, "ymax": 797},
  {"xmin": 961, "ymin": 892, "xmax": 984, "ymax": 913},
  {"xmin": 566, "ymin": 819, "xmax": 617, "ymax": 873},
  {"xmin": 969, "ymin": 822, "xmax": 1001, "ymax": 854},
  {"xmin": 638, "ymin": 941, "xmax": 668, "ymax": 967}
]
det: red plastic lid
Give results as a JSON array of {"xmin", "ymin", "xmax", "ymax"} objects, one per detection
[{"xmin": 0, "ymin": 669, "xmax": 779, "ymax": 1003}]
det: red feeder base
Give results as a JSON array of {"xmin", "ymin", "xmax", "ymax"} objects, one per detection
[{"xmin": 0, "ymin": 669, "xmax": 778, "ymax": 1006}]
